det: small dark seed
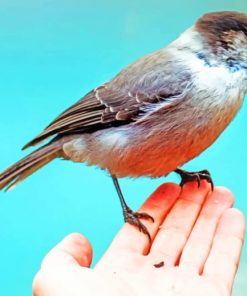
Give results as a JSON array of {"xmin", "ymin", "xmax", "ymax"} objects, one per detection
[{"xmin": 154, "ymin": 261, "xmax": 165, "ymax": 268}]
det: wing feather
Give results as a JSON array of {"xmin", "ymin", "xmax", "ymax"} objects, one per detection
[
  {"xmin": 23, "ymin": 50, "xmax": 191, "ymax": 150},
  {"xmin": 22, "ymin": 85, "xmax": 139, "ymax": 149}
]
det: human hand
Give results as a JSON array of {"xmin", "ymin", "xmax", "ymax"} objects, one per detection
[{"xmin": 33, "ymin": 182, "xmax": 245, "ymax": 296}]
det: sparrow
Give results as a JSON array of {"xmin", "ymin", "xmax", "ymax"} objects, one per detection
[{"xmin": 1, "ymin": 11, "xmax": 247, "ymax": 240}]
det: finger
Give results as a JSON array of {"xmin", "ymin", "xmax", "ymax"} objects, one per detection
[
  {"xmin": 203, "ymin": 208, "xmax": 245, "ymax": 291},
  {"xmin": 179, "ymin": 187, "xmax": 234, "ymax": 273},
  {"xmin": 149, "ymin": 180, "xmax": 211, "ymax": 266},
  {"xmin": 41, "ymin": 233, "xmax": 93, "ymax": 269},
  {"xmin": 109, "ymin": 183, "xmax": 181, "ymax": 254}
]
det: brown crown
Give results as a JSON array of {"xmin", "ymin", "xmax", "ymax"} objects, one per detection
[{"xmin": 196, "ymin": 11, "xmax": 247, "ymax": 49}]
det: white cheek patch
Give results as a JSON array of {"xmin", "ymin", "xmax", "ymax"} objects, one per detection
[
  {"xmin": 99, "ymin": 130, "xmax": 129, "ymax": 147},
  {"xmin": 187, "ymin": 52, "xmax": 246, "ymax": 88},
  {"xmin": 183, "ymin": 54, "xmax": 247, "ymax": 105}
]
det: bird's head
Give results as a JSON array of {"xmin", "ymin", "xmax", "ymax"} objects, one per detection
[{"xmin": 196, "ymin": 11, "xmax": 247, "ymax": 70}]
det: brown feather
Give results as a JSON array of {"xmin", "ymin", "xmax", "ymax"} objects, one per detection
[
  {"xmin": 22, "ymin": 84, "xmax": 174, "ymax": 149},
  {"xmin": 0, "ymin": 142, "xmax": 61, "ymax": 191}
]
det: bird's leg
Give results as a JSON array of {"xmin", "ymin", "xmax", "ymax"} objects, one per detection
[
  {"xmin": 174, "ymin": 168, "xmax": 214, "ymax": 190},
  {"xmin": 111, "ymin": 175, "xmax": 154, "ymax": 242}
]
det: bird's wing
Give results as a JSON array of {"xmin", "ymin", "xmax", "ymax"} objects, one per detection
[{"xmin": 23, "ymin": 51, "xmax": 191, "ymax": 149}]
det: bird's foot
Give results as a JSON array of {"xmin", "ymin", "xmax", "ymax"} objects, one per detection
[
  {"xmin": 123, "ymin": 207, "xmax": 154, "ymax": 242},
  {"xmin": 175, "ymin": 168, "xmax": 214, "ymax": 191}
]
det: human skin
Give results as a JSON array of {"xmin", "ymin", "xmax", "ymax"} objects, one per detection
[{"xmin": 33, "ymin": 181, "xmax": 245, "ymax": 296}]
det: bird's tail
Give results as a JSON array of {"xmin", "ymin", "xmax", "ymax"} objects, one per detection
[{"xmin": 0, "ymin": 142, "xmax": 62, "ymax": 191}]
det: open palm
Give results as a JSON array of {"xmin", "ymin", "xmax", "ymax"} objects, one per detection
[{"xmin": 33, "ymin": 182, "xmax": 245, "ymax": 296}]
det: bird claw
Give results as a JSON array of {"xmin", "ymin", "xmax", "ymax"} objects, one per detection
[
  {"xmin": 175, "ymin": 168, "xmax": 214, "ymax": 191},
  {"xmin": 123, "ymin": 208, "xmax": 154, "ymax": 242}
]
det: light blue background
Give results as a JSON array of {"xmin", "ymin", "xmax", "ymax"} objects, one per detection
[{"xmin": 0, "ymin": 0, "xmax": 246, "ymax": 295}]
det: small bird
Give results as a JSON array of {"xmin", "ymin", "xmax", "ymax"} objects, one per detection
[{"xmin": 1, "ymin": 11, "xmax": 247, "ymax": 240}]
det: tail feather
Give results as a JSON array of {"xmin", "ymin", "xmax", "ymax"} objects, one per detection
[{"xmin": 0, "ymin": 143, "xmax": 61, "ymax": 191}]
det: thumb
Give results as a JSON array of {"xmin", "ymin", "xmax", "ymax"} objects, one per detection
[{"xmin": 41, "ymin": 233, "xmax": 93, "ymax": 268}]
